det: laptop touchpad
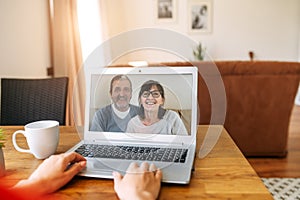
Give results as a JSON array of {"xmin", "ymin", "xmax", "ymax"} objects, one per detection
[{"xmin": 88, "ymin": 159, "xmax": 130, "ymax": 173}]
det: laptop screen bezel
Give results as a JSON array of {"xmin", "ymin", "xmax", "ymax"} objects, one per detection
[{"xmin": 83, "ymin": 66, "xmax": 198, "ymax": 145}]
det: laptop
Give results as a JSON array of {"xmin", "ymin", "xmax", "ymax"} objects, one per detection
[{"xmin": 67, "ymin": 66, "xmax": 198, "ymax": 184}]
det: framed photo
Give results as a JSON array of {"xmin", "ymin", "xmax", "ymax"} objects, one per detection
[
  {"xmin": 155, "ymin": 0, "xmax": 177, "ymax": 23},
  {"xmin": 188, "ymin": 0, "xmax": 212, "ymax": 33}
]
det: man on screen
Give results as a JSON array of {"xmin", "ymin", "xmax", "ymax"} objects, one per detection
[{"xmin": 90, "ymin": 75, "xmax": 139, "ymax": 132}]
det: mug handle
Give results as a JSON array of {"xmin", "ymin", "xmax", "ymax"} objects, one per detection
[{"xmin": 12, "ymin": 130, "xmax": 31, "ymax": 153}]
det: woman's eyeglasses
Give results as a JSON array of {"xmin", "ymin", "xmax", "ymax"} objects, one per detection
[{"xmin": 142, "ymin": 90, "xmax": 161, "ymax": 98}]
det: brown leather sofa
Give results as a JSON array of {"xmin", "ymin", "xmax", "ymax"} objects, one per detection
[{"xmin": 162, "ymin": 61, "xmax": 300, "ymax": 157}]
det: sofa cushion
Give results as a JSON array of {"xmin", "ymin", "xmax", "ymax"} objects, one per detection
[{"xmin": 161, "ymin": 61, "xmax": 300, "ymax": 157}]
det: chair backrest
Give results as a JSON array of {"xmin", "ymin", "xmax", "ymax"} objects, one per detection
[{"xmin": 1, "ymin": 77, "xmax": 68, "ymax": 125}]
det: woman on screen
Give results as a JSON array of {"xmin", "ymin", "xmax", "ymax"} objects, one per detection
[{"xmin": 126, "ymin": 80, "xmax": 188, "ymax": 135}]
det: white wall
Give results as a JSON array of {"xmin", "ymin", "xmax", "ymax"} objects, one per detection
[
  {"xmin": 0, "ymin": 0, "xmax": 50, "ymax": 79},
  {"xmin": 0, "ymin": 0, "xmax": 299, "ymax": 80},
  {"xmin": 299, "ymin": 1, "xmax": 300, "ymax": 62},
  {"xmin": 299, "ymin": 30, "xmax": 300, "ymax": 62},
  {"xmin": 103, "ymin": 0, "xmax": 300, "ymax": 63}
]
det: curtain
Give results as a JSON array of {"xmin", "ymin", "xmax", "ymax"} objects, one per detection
[{"xmin": 48, "ymin": 0, "xmax": 84, "ymax": 126}]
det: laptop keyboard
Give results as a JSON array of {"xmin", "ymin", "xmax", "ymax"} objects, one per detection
[{"xmin": 75, "ymin": 144, "xmax": 188, "ymax": 163}]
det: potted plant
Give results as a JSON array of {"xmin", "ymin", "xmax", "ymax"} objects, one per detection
[
  {"xmin": 0, "ymin": 128, "xmax": 5, "ymax": 177},
  {"xmin": 193, "ymin": 42, "xmax": 206, "ymax": 61}
]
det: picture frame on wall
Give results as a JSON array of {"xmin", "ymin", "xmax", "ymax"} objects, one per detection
[
  {"xmin": 155, "ymin": 0, "xmax": 177, "ymax": 23},
  {"xmin": 188, "ymin": 0, "xmax": 212, "ymax": 33}
]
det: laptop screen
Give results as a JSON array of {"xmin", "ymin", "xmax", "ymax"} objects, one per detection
[{"xmin": 85, "ymin": 67, "xmax": 197, "ymax": 141}]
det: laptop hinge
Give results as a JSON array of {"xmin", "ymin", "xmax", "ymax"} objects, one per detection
[{"xmin": 92, "ymin": 139, "xmax": 187, "ymax": 146}]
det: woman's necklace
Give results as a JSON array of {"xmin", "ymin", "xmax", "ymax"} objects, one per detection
[
  {"xmin": 142, "ymin": 118, "xmax": 160, "ymax": 126},
  {"xmin": 142, "ymin": 115, "xmax": 160, "ymax": 126},
  {"xmin": 142, "ymin": 110, "xmax": 160, "ymax": 126}
]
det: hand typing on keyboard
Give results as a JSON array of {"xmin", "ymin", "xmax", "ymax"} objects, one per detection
[
  {"xmin": 6, "ymin": 152, "xmax": 162, "ymax": 200},
  {"xmin": 11, "ymin": 152, "xmax": 87, "ymax": 197},
  {"xmin": 113, "ymin": 162, "xmax": 162, "ymax": 200}
]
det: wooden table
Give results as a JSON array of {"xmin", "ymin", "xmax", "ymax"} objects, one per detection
[{"xmin": 0, "ymin": 125, "xmax": 273, "ymax": 199}]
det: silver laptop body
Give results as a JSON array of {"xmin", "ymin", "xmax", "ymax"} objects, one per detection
[{"xmin": 67, "ymin": 66, "xmax": 198, "ymax": 184}]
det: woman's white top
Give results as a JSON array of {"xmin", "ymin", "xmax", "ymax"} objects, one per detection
[{"xmin": 126, "ymin": 110, "xmax": 188, "ymax": 135}]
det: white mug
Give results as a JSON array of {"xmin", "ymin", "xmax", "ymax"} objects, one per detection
[{"xmin": 12, "ymin": 120, "xmax": 60, "ymax": 159}]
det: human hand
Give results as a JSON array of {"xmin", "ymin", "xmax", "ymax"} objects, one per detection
[
  {"xmin": 113, "ymin": 162, "xmax": 162, "ymax": 200},
  {"xmin": 13, "ymin": 152, "xmax": 86, "ymax": 195}
]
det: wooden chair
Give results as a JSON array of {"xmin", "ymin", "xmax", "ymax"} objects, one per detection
[{"xmin": 1, "ymin": 77, "xmax": 68, "ymax": 125}]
